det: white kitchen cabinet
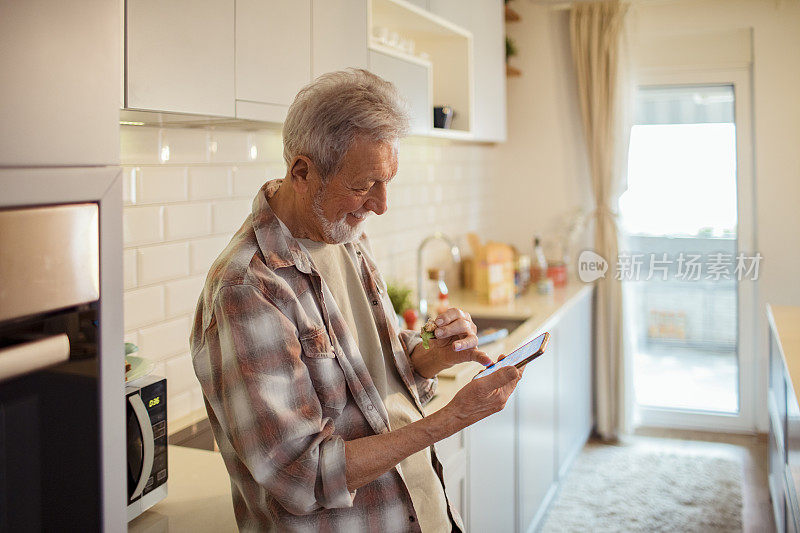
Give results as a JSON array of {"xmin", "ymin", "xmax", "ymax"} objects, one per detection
[
  {"xmin": 0, "ymin": 0, "xmax": 120, "ymax": 166},
  {"xmin": 428, "ymin": 0, "xmax": 506, "ymax": 141},
  {"xmin": 556, "ymin": 290, "xmax": 593, "ymax": 478},
  {"xmin": 312, "ymin": 0, "xmax": 369, "ymax": 78},
  {"xmin": 517, "ymin": 333, "xmax": 557, "ymax": 531},
  {"xmin": 438, "ymin": 430, "xmax": 468, "ymax": 520},
  {"xmin": 126, "ymin": 0, "xmax": 235, "ymax": 117},
  {"xmin": 467, "ymin": 391, "xmax": 517, "ymax": 533},
  {"xmin": 368, "ymin": 50, "xmax": 432, "ymax": 135},
  {"xmin": 235, "ymin": 0, "xmax": 311, "ymax": 122}
]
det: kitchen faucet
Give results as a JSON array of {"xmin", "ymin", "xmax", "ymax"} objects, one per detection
[{"xmin": 417, "ymin": 233, "xmax": 461, "ymax": 318}]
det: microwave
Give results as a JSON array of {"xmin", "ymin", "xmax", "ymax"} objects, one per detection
[{"xmin": 127, "ymin": 375, "xmax": 168, "ymax": 521}]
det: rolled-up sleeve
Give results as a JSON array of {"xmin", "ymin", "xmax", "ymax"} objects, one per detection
[
  {"xmin": 399, "ymin": 328, "xmax": 438, "ymax": 405},
  {"xmin": 203, "ymin": 283, "xmax": 353, "ymax": 515}
]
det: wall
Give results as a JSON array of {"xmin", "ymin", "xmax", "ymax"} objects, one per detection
[
  {"xmin": 628, "ymin": 0, "xmax": 800, "ymax": 432},
  {"xmin": 489, "ymin": 3, "xmax": 594, "ymax": 258},
  {"xmin": 120, "ymin": 125, "xmax": 500, "ymax": 427}
]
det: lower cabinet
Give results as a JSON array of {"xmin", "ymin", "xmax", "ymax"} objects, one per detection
[
  {"xmin": 517, "ymin": 336, "xmax": 557, "ymax": 530},
  {"xmin": 465, "ymin": 287, "xmax": 594, "ymax": 532},
  {"xmin": 466, "ymin": 392, "xmax": 517, "ymax": 532},
  {"xmin": 768, "ymin": 305, "xmax": 800, "ymax": 533}
]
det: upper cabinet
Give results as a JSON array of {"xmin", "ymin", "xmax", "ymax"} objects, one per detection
[
  {"xmin": 235, "ymin": 0, "xmax": 311, "ymax": 122},
  {"xmin": 312, "ymin": 0, "xmax": 369, "ymax": 78},
  {"xmin": 368, "ymin": 0, "xmax": 473, "ymax": 138},
  {"xmin": 126, "ymin": 0, "xmax": 235, "ymax": 117},
  {"xmin": 1, "ymin": 0, "xmax": 120, "ymax": 166},
  {"xmin": 429, "ymin": 0, "xmax": 506, "ymax": 142},
  {"xmin": 121, "ymin": 0, "xmax": 505, "ymax": 142}
]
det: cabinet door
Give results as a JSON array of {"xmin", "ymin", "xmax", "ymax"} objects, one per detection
[
  {"xmin": 126, "ymin": 0, "xmax": 235, "ymax": 117},
  {"xmin": 556, "ymin": 291, "xmax": 593, "ymax": 478},
  {"xmin": 437, "ymin": 430, "xmax": 467, "ymax": 518},
  {"xmin": 312, "ymin": 0, "xmax": 368, "ymax": 78},
  {"xmin": 518, "ymin": 333, "xmax": 557, "ymax": 531},
  {"xmin": 236, "ymin": 0, "xmax": 311, "ymax": 120},
  {"xmin": 0, "ymin": 0, "xmax": 119, "ymax": 166},
  {"xmin": 467, "ymin": 392, "xmax": 516, "ymax": 533},
  {"xmin": 368, "ymin": 50, "xmax": 432, "ymax": 135},
  {"xmin": 429, "ymin": 0, "xmax": 506, "ymax": 141}
]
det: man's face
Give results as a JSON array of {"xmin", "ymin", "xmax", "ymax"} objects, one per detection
[{"xmin": 310, "ymin": 137, "xmax": 397, "ymax": 244}]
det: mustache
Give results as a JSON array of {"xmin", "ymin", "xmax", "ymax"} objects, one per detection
[{"xmin": 349, "ymin": 209, "xmax": 374, "ymax": 221}]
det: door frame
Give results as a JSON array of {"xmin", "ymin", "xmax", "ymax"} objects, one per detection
[{"xmin": 628, "ymin": 66, "xmax": 757, "ymax": 433}]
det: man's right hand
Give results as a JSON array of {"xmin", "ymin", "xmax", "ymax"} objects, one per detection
[{"xmin": 442, "ymin": 361, "xmax": 522, "ymax": 429}]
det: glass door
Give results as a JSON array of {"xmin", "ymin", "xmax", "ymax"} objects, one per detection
[{"xmin": 619, "ymin": 71, "xmax": 756, "ymax": 431}]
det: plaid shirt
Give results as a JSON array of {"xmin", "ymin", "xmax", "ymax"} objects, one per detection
[{"xmin": 190, "ymin": 179, "xmax": 464, "ymax": 532}]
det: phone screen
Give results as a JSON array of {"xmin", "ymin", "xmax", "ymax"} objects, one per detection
[{"xmin": 473, "ymin": 332, "xmax": 549, "ymax": 379}]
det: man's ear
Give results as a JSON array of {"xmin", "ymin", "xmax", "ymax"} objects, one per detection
[{"xmin": 288, "ymin": 156, "xmax": 319, "ymax": 194}]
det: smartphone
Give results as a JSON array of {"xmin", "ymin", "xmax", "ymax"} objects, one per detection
[{"xmin": 473, "ymin": 331, "xmax": 550, "ymax": 380}]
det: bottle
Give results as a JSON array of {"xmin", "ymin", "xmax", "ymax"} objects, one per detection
[{"xmin": 531, "ymin": 237, "xmax": 548, "ymax": 283}]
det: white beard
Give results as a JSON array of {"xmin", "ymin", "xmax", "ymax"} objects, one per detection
[{"xmin": 311, "ymin": 185, "xmax": 372, "ymax": 244}]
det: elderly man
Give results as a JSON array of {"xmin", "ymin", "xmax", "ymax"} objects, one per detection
[{"xmin": 190, "ymin": 69, "xmax": 521, "ymax": 532}]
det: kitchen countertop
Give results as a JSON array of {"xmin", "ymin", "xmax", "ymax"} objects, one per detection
[
  {"xmin": 128, "ymin": 445, "xmax": 236, "ymax": 532},
  {"xmin": 426, "ymin": 283, "xmax": 594, "ymax": 414},
  {"xmin": 768, "ymin": 304, "xmax": 800, "ymax": 397}
]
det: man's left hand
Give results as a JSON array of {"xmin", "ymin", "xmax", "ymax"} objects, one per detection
[{"xmin": 410, "ymin": 307, "xmax": 493, "ymax": 378}]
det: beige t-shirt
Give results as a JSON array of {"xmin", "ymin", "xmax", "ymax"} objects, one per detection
[{"xmin": 298, "ymin": 238, "xmax": 450, "ymax": 533}]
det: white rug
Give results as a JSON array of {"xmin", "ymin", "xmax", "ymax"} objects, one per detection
[{"xmin": 541, "ymin": 442, "xmax": 743, "ymax": 533}]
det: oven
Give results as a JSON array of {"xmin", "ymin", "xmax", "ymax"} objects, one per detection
[{"xmin": 0, "ymin": 203, "xmax": 103, "ymax": 531}]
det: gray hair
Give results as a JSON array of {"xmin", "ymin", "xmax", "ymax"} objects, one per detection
[{"xmin": 282, "ymin": 69, "xmax": 410, "ymax": 180}]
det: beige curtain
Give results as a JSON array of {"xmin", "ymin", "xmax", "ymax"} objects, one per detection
[{"xmin": 569, "ymin": 0, "xmax": 630, "ymax": 441}]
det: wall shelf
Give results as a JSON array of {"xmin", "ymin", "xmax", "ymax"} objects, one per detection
[{"xmin": 368, "ymin": 0, "xmax": 473, "ymax": 136}]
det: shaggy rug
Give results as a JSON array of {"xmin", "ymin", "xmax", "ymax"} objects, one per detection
[{"xmin": 541, "ymin": 442, "xmax": 743, "ymax": 532}]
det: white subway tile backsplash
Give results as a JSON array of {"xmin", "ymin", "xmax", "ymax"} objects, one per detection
[
  {"xmin": 232, "ymin": 166, "xmax": 273, "ymax": 198},
  {"xmin": 121, "ymin": 126, "xmax": 160, "ymax": 165},
  {"xmin": 165, "ymin": 353, "xmax": 198, "ymax": 395},
  {"xmin": 189, "ymin": 167, "xmax": 232, "ymax": 200},
  {"xmin": 190, "ymin": 386, "xmax": 206, "ymax": 413},
  {"xmin": 207, "ymin": 129, "xmax": 251, "ymax": 163},
  {"xmin": 124, "ymin": 331, "xmax": 139, "ymax": 347},
  {"xmin": 152, "ymin": 360, "xmax": 166, "ymax": 381},
  {"xmin": 123, "ymin": 205, "xmax": 163, "ymax": 245},
  {"xmin": 138, "ymin": 242, "xmax": 190, "ymax": 285},
  {"xmin": 122, "ymin": 167, "xmax": 135, "ymax": 204},
  {"xmin": 168, "ymin": 390, "xmax": 192, "ymax": 423},
  {"xmin": 124, "ymin": 285, "xmax": 165, "ymax": 330},
  {"xmin": 190, "ymin": 235, "xmax": 231, "ymax": 274},
  {"xmin": 164, "ymin": 203, "xmax": 212, "ymax": 240},
  {"xmin": 138, "ymin": 316, "xmax": 192, "ymax": 361},
  {"xmin": 158, "ymin": 128, "xmax": 209, "ymax": 164},
  {"xmin": 212, "ymin": 199, "xmax": 251, "ymax": 234},
  {"xmin": 165, "ymin": 275, "xmax": 206, "ymax": 318},
  {"xmin": 124, "ymin": 249, "xmax": 137, "ymax": 290},
  {"xmin": 136, "ymin": 167, "xmax": 188, "ymax": 204}
]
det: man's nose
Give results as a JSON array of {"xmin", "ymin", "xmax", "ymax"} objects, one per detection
[{"xmin": 365, "ymin": 182, "xmax": 388, "ymax": 215}]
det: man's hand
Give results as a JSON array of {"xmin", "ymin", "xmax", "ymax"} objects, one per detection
[
  {"xmin": 344, "ymin": 357, "xmax": 521, "ymax": 492},
  {"xmin": 410, "ymin": 307, "xmax": 493, "ymax": 378},
  {"xmin": 441, "ymin": 363, "xmax": 522, "ymax": 428}
]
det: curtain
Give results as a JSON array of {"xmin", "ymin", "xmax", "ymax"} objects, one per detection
[{"xmin": 569, "ymin": 0, "xmax": 631, "ymax": 440}]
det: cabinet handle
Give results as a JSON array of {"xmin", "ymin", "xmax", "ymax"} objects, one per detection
[{"xmin": 0, "ymin": 334, "xmax": 70, "ymax": 382}]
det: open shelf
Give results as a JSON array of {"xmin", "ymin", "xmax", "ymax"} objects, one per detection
[{"xmin": 368, "ymin": 0, "xmax": 473, "ymax": 136}]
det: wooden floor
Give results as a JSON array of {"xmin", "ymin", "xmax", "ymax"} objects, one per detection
[{"xmin": 628, "ymin": 427, "xmax": 775, "ymax": 533}]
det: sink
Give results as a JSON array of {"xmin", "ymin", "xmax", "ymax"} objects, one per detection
[
  {"xmin": 471, "ymin": 316, "xmax": 527, "ymax": 334},
  {"xmin": 470, "ymin": 316, "xmax": 528, "ymax": 346}
]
